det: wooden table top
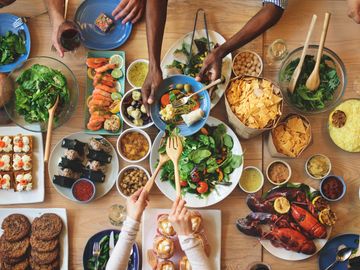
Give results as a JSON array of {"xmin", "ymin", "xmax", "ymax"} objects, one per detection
[{"xmin": 1, "ymin": 0, "xmax": 360, "ymax": 269}]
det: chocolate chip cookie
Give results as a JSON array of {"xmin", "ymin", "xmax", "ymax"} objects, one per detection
[
  {"xmin": 30, "ymin": 247, "xmax": 59, "ymax": 265},
  {"xmin": 31, "ymin": 214, "xmax": 63, "ymax": 241},
  {"xmin": 1, "ymin": 214, "xmax": 31, "ymax": 242},
  {"xmin": 30, "ymin": 234, "xmax": 59, "ymax": 253}
]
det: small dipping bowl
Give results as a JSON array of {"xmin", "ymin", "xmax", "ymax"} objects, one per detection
[
  {"xmin": 305, "ymin": 154, "xmax": 332, "ymax": 180},
  {"xmin": 116, "ymin": 165, "xmax": 150, "ymax": 199},
  {"xmin": 239, "ymin": 166, "xmax": 264, "ymax": 193},
  {"xmin": 71, "ymin": 178, "xmax": 96, "ymax": 203},
  {"xmin": 266, "ymin": 160, "xmax": 292, "ymax": 186},
  {"xmin": 320, "ymin": 175, "xmax": 346, "ymax": 202},
  {"xmin": 232, "ymin": 50, "xmax": 263, "ymax": 77},
  {"xmin": 126, "ymin": 59, "xmax": 149, "ymax": 88}
]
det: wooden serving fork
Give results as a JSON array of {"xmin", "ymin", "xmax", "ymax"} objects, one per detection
[{"xmin": 165, "ymin": 136, "xmax": 183, "ymax": 197}]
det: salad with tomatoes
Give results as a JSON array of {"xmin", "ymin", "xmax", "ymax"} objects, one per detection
[{"xmin": 158, "ymin": 124, "xmax": 242, "ymax": 198}]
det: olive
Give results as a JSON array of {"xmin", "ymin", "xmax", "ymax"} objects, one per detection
[
  {"xmin": 184, "ymin": 84, "xmax": 192, "ymax": 93},
  {"xmin": 176, "ymin": 83, "xmax": 184, "ymax": 90}
]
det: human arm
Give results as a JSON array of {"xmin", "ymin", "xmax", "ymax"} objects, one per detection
[
  {"xmin": 106, "ymin": 188, "xmax": 149, "ymax": 270},
  {"xmin": 348, "ymin": 0, "xmax": 360, "ymax": 23},
  {"xmin": 0, "ymin": 0, "xmax": 15, "ymax": 8},
  {"xmin": 168, "ymin": 198, "xmax": 211, "ymax": 269},
  {"xmin": 196, "ymin": 2, "xmax": 284, "ymax": 82},
  {"xmin": 141, "ymin": 0, "xmax": 168, "ymax": 112},
  {"xmin": 112, "ymin": 0, "xmax": 146, "ymax": 24}
]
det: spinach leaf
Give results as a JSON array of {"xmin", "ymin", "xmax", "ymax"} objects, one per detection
[{"xmin": 188, "ymin": 149, "xmax": 211, "ymax": 164}]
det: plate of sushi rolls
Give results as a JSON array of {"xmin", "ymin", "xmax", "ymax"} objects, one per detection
[{"xmin": 48, "ymin": 132, "xmax": 119, "ymax": 202}]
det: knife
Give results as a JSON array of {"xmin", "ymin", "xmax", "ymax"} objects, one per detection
[{"xmin": 109, "ymin": 231, "xmax": 115, "ymax": 256}]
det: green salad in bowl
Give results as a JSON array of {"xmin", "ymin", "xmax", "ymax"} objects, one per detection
[{"xmin": 279, "ymin": 45, "xmax": 346, "ymax": 114}]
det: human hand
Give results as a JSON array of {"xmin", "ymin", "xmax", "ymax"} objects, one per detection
[
  {"xmin": 0, "ymin": 0, "xmax": 16, "ymax": 8},
  {"xmin": 195, "ymin": 48, "xmax": 223, "ymax": 83},
  {"xmin": 168, "ymin": 197, "xmax": 192, "ymax": 236},
  {"xmin": 126, "ymin": 188, "xmax": 149, "ymax": 222},
  {"xmin": 141, "ymin": 66, "xmax": 163, "ymax": 114},
  {"xmin": 112, "ymin": 0, "xmax": 145, "ymax": 24},
  {"xmin": 348, "ymin": 0, "xmax": 360, "ymax": 23}
]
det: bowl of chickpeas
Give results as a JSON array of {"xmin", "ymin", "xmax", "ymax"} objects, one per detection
[
  {"xmin": 116, "ymin": 165, "xmax": 150, "ymax": 198},
  {"xmin": 232, "ymin": 50, "xmax": 263, "ymax": 77}
]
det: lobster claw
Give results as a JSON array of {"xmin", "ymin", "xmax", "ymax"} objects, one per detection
[{"xmin": 236, "ymin": 212, "xmax": 275, "ymax": 237}]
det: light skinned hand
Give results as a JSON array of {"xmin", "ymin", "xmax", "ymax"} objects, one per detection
[
  {"xmin": 141, "ymin": 66, "xmax": 163, "ymax": 115},
  {"xmin": 348, "ymin": 0, "xmax": 360, "ymax": 23},
  {"xmin": 112, "ymin": 0, "xmax": 145, "ymax": 24},
  {"xmin": 127, "ymin": 188, "xmax": 149, "ymax": 222},
  {"xmin": 168, "ymin": 197, "xmax": 192, "ymax": 236},
  {"xmin": 196, "ymin": 48, "xmax": 222, "ymax": 83}
]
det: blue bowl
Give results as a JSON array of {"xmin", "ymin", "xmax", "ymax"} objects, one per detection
[
  {"xmin": 320, "ymin": 175, "xmax": 346, "ymax": 202},
  {"xmin": 150, "ymin": 75, "xmax": 210, "ymax": 136}
]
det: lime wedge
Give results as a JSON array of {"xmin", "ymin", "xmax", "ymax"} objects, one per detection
[
  {"xmin": 114, "ymin": 81, "xmax": 122, "ymax": 92},
  {"xmin": 111, "ymin": 68, "xmax": 123, "ymax": 79},
  {"xmin": 111, "ymin": 92, "xmax": 122, "ymax": 101},
  {"xmin": 109, "ymin": 54, "xmax": 124, "ymax": 69}
]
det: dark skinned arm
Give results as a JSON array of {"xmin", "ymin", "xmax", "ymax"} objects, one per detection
[
  {"xmin": 141, "ymin": 0, "xmax": 168, "ymax": 112},
  {"xmin": 197, "ymin": 3, "xmax": 284, "ymax": 82}
]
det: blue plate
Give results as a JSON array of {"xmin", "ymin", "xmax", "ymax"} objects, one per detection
[
  {"xmin": 0, "ymin": 13, "xmax": 31, "ymax": 73},
  {"xmin": 319, "ymin": 233, "xmax": 359, "ymax": 270},
  {"xmin": 150, "ymin": 75, "xmax": 211, "ymax": 136},
  {"xmin": 83, "ymin": 229, "xmax": 139, "ymax": 270},
  {"xmin": 75, "ymin": 0, "xmax": 132, "ymax": 50}
]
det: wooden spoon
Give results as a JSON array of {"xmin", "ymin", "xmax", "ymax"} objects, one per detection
[
  {"xmin": 144, "ymin": 152, "xmax": 170, "ymax": 192},
  {"xmin": 165, "ymin": 136, "xmax": 183, "ymax": 197},
  {"xmin": 306, "ymin": 12, "xmax": 331, "ymax": 91},
  {"xmin": 287, "ymin": 14, "xmax": 317, "ymax": 93},
  {"xmin": 44, "ymin": 96, "xmax": 59, "ymax": 162}
]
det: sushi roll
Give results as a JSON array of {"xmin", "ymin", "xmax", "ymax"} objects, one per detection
[
  {"xmin": 12, "ymin": 153, "xmax": 32, "ymax": 171},
  {"xmin": 60, "ymin": 167, "xmax": 80, "ymax": 179},
  {"xmin": 53, "ymin": 175, "xmax": 76, "ymax": 188},
  {"xmin": 89, "ymin": 138, "xmax": 112, "ymax": 153},
  {"xmin": 0, "ymin": 172, "xmax": 13, "ymax": 190},
  {"xmin": 64, "ymin": 149, "xmax": 83, "ymax": 161},
  {"xmin": 0, "ymin": 154, "xmax": 11, "ymax": 171},
  {"xmin": 61, "ymin": 139, "xmax": 86, "ymax": 156},
  {"xmin": 95, "ymin": 13, "xmax": 114, "ymax": 33},
  {"xmin": 87, "ymin": 149, "xmax": 112, "ymax": 164},
  {"xmin": 0, "ymin": 136, "xmax": 13, "ymax": 153},
  {"xmin": 86, "ymin": 160, "xmax": 105, "ymax": 172},
  {"xmin": 81, "ymin": 168, "xmax": 105, "ymax": 183},
  {"xmin": 59, "ymin": 157, "xmax": 84, "ymax": 172},
  {"xmin": 14, "ymin": 171, "xmax": 32, "ymax": 192},
  {"xmin": 13, "ymin": 134, "xmax": 32, "ymax": 153}
]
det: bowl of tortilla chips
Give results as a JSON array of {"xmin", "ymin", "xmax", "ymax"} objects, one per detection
[
  {"xmin": 268, "ymin": 114, "xmax": 312, "ymax": 158},
  {"xmin": 225, "ymin": 76, "xmax": 283, "ymax": 139}
]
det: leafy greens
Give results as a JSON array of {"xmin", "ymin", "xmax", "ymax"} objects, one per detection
[{"xmin": 0, "ymin": 31, "xmax": 26, "ymax": 65}]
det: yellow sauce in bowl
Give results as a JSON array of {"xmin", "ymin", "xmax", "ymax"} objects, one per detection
[
  {"xmin": 128, "ymin": 61, "xmax": 149, "ymax": 87},
  {"xmin": 239, "ymin": 167, "xmax": 263, "ymax": 193}
]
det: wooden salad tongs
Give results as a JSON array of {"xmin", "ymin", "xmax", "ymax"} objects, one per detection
[
  {"xmin": 287, "ymin": 14, "xmax": 317, "ymax": 93},
  {"xmin": 44, "ymin": 95, "xmax": 59, "ymax": 162},
  {"xmin": 144, "ymin": 152, "xmax": 170, "ymax": 192},
  {"xmin": 165, "ymin": 135, "xmax": 183, "ymax": 197}
]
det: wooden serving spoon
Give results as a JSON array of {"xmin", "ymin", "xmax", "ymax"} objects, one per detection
[
  {"xmin": 306, "ymin": 12, "xmax": 331, "ymax": 91},
  {"xmin": 44, "ymin": 96, "xmax": 59, "ymax": 162},
  {"xmin": 287, "ymin": 14, "xmax": 317, "ymax": 93},
  {"xmin": 144, "ymin": 152, "xmax": 170, "ymax": 192}
]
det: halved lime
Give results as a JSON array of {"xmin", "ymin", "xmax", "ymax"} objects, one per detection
[
  {"xmin": 114, "ymin": 81, "xmax": 122, "ymax": 92},
  {"xmin": 109, "ymin": 54, "xmax": 124, "ymax": 69},
  {"xmin": 111, "ymin": 68, "xmax": 123, "ymax": 79},
  {"xmin": 111, "ymin": 92, "xmax": 122, "ymax": 101}
]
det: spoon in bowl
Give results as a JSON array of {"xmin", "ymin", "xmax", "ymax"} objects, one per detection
[{"xmin": 324, "ymin": 247, "xmax": 353, "ymax": 270}]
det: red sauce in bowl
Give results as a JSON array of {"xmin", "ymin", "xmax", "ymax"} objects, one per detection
[
  {"xmin": 322, "ymin": 176, "xmax": 343, "ymax": 200},
  {"xmin": 72, "ymin": 179, "xmax": 95, "ymax": 202}
]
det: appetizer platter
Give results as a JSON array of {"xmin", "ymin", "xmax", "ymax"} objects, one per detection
[
  {"xmin": 83, "ymin": 229, "xmax": 140, "ymax": 270},
  {"xmin": 0, "ymin": 126, "xmax": 44, "ymax": 205},
  {"xmin": 85, "ymin": 51, "xmax": 125, "ymax": 135},
  {"xmin": 237, "ymin": 183, "xmax": 335, "ymax": 261},
  {"xmin": 0, "ymin": 13, "xmax": 31, "ymax": 73},
  {"xmin": 48, "ymin": 132, "xmax": 119, "ymax": 202},
  {"xmin": 142, "ymin": 208, "xmax": 221, "ymax": 270},
  {"xmin": 150, "ymin": 116, "xmax": 243, "ymax": 208},
  {"xmin": 161, "ymin": 29, "xmax": 232, "ymax": 109},
  {"xmin": 0, "ymin": 208, "xmax": 68, "ymax": 270},
  {"xmin": 74, "ymin": 0, "xmax": 133, "ymax": 50}
]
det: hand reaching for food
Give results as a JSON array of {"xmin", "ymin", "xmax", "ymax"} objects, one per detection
[
  {"xmin": 141, "ymin": 66, "xmax": 163, "ymax": 114},
  {"xmin": 168, "ymin": 197, "xmax": 193, "ymax": 236},
  {"xmin": 127, "ymin": 187, "xmax": 149, "ymax": 222},
  {"xmin": 196, "ymin": 48, "xmax": 223, "ymax": 83},
  {"xmin": 112, "ymin": 0, "xmax": 145, "ymax": 24},
  {"xmin": 347, "ymin": 0, "xmax": 360, "ymax": 23}
]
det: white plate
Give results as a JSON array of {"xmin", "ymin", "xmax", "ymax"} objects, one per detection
[
  {"xmin": 142, "ymin": 208, "xmax": 221, "ymax": 270},
  {"xmin": 48, "ymin": 132, "xmax": 119, "ymax": 202},
  {"xmin": 0, "ymin": 126, "xmax": 44, "ymax": 205},
  {"xmin": 161, "ymin": 29, "xmax": 232, "ymax": 109},
  {"xmin": 0, "ymin": 208, "xmax": 68, "ymax": 269},
  {"xmin": 149, "ymin": 116, "xmax": 244, "ymax": 208},
  {"xmin": 260, "ymin": 184, "xmax": 332, "ymax": 261}
]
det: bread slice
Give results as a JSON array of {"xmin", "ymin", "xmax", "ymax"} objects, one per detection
[
  {"xmin": 13, "ymin": 134, "xmax": 32, "ymax": 153},
  {"xmin": 13, "ymin": 171, "xmax": 32, "ymax": 192}
]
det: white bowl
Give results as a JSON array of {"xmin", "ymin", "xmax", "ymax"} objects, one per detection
[
  {"xmin": 238, "ymin": 166, "xmax": 264, "ymax": 193},
  {"xmin": 120, "ymin": 88, "xmax": 153, "ymax": 129},
  {"xmin": 116, "ymin": 127, "xmax": 152, "ymax": 163},
  {"xmin": 116, "ymin": 164, "xmax": 150, "ymax": 199},
  {"xmin": 232, "ymin": 50, "xmax": 263, "ymax": 77},
  {"xmin": 305, "ymin": 154, "xmax": 332, "ymax": 180},
  {"xmin": 126, "ymin": 59, "xmax": 149, "ymax": 88},
  {"xmin": 266, "ymin": 160, "xmax": 292, "ymax": 186}
]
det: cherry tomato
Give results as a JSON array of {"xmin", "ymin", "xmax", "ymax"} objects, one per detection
[
  {"xmin": 180, "ymin": 180, "xmax": 188, "ymax": 187},
  {"xmin": 197, "ymin": 182, "xmax": 208, "ymax": 194}
]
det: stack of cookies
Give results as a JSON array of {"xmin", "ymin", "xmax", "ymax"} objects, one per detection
[
  {"xmin": 30, "ymin": 213, "xmax": 63, "ymax": 270},
  {"xmin": 0, "ymin": 214, "xmax": 31, "ymax": 269}
]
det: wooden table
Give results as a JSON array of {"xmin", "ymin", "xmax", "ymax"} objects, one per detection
[{"xmin": 1, "ymin": 0, "xmax": 360, "ymax": 269}]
